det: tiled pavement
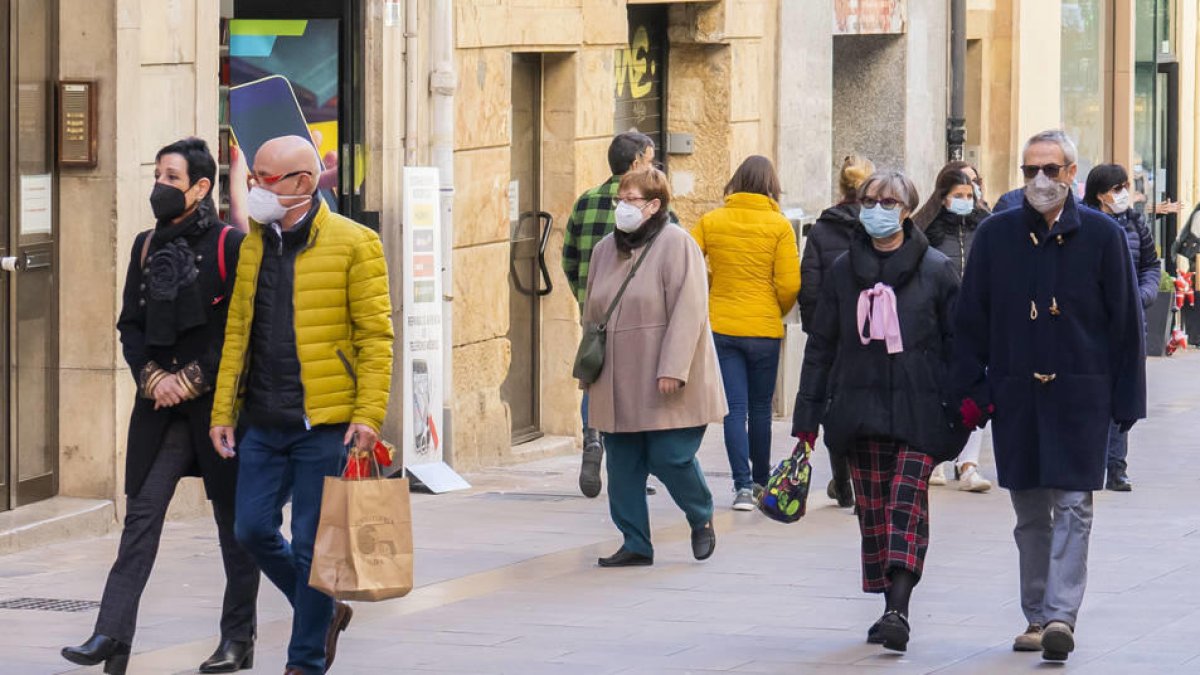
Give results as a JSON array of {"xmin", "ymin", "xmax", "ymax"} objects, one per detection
[{"xmin": 3, "ymin": 353, "xmax": 1200, "ymax": 674}]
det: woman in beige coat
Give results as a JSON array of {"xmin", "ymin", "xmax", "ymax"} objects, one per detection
[{"xmin": 583, "ymin": 167, "xmax": 728, "ymax": 567}]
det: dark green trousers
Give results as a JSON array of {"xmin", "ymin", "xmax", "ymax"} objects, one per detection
[{"xmin": 602, "ymin": 426, "xmax": 714, "ymax": 557}]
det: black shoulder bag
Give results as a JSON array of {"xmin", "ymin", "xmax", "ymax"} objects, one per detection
[{"xmin": 572, "ymin": 235, "xmax": 659, "ymax": 384}]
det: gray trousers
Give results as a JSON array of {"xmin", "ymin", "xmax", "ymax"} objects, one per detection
[{"xmin": 1009, "ymin": 489, "xmax": 1094, "ymax": 628}]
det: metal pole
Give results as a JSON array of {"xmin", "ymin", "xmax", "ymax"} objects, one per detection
[
  {"xmin": 947, "ymin": 0, "xmax": 967, "ymax": 161},
  {"xmin": 430, "ymin": 0, "xmax": 457, "ymax": 466}
]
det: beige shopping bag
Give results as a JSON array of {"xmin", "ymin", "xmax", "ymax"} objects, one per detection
[{"xmin": 309, "ymin": 473, "xmax": 414, "ymax": 601}]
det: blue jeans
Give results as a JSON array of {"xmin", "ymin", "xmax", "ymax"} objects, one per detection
[
  {"xmin": 713, "ymin": 333, "xmax": 781, "ymax": 490},
  {"xmin": 235, "ymin": 425, "xmax": 346, "ymax": 674},
  {"xmin": 1106, "ymin": 420, "xmax": 1128, "ymax": 473},
  {"xmin": 581, "ymin": 390, "xmax": 590, "ymax": 430}
]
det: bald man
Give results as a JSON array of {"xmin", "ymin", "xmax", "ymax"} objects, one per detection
[{"xmin": 210, "ymin": 135, "xmax": 394, "ymax": 675}]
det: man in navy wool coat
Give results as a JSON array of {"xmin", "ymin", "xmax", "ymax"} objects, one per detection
[{"xmin": 952, "ymin": 130, "xmax": 1146, "ymax": 664}]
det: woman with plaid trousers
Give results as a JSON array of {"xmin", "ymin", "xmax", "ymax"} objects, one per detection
[{"xmin": 792, "ymin": 171, "xmax": 970, "ymax": 653}]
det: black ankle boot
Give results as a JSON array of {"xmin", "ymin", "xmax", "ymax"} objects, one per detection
[
  {"xmin": 199, "ymin": 637, "xmax": 255, "ymax": 673},
  {"xmin": 62, "ymin": 634, "xmax": 131, "ymax": 675}
]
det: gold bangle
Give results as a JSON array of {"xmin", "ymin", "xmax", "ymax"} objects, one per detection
[
  {"xmin": 144, "ymin": 369, "xmax": 168, "ymax": 396},
  {"xmin": 176, "ymin": 372, "xmax": 198, "ymax": 399}
]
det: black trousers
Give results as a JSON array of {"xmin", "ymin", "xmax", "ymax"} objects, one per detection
[{"xmin": 95, "ymin": 421, "xmax": 259, "ymax": 644}]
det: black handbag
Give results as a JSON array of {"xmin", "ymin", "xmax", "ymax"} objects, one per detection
[{"xmin": 572, "ymin": 235, "xmax": 659, "ymax": 384}]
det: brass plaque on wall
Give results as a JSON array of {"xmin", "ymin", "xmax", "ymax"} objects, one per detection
[{"xmin": 57, "ymin": 80, "xmax": 97, "ymax": 168}]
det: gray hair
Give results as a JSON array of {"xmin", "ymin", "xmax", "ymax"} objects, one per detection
[
  {"xmin": 1024, "ymin": 130, "xmax": 1078, "ymax": 165},
  {"xmin": 857, "ymin": 170, "xmax": 920, "ymax": 212}
]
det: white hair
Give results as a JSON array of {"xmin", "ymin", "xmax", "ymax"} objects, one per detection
[{"xmin": 1024, "ymin": 130, "xmax": 1078, "ymax": 165}]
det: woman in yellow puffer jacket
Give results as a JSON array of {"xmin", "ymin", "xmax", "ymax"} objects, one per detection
[{"xmin": 691, "ymin": 155, "xmax": 800, "ymax": 511}]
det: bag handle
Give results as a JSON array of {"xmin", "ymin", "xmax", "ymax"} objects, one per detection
[
  {"xmin": 342, "ymin": 441, "xmax": 384, "ymax": 480},
  {"xmin": 598, "ymin": 232, "xmax": 661, "ymax": 329}
]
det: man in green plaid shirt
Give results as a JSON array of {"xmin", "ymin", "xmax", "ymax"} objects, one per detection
[{"xmin": 563, "ymin": 131, "xmax": 655, "ymax": 498}]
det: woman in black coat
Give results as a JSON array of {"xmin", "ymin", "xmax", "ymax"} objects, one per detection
[
  {"xmin": 915, "ymin": 167, "xmax": 994, "ymax": 492},
  {"xmin": 62, "ymin": 139, "xmax": 258, "ymax": 675},
  {"xmin": 799, "ymin": 154, "xmax": 875, "ymax": 507},
  {"xmin": 793, "ymin": 171, "xmax": 967, "ymax": 654},
  {"xmin": 1082, "ymin": 164, "xmax": 1160, "ymax": 491}
]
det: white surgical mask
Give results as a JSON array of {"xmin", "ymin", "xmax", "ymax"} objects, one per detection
[
  {"xmin": 1024, "ymin": 172, "xmax": 1070, "ymax": 215},
  {"xmin": 1109, "ymin": 189, "xmax": 1131, "ymax": 214},
  {"xmin": 973, "ymin": 183, "xmax": 983, "ymax": 201},
  {"xmin": 247, "ymin": 186, "xmax": 311, "ymax": 224},
  {"xmin": 614, "ymin": 200, "xmax": 648, "ymax": 233},
  {"xmin": 948, "ymin": 197, "xmax": 974, "ymax": 216}
]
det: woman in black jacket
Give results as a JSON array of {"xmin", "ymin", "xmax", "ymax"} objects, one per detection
[
  {"xmin": 799, "ymin": 154, "xmax": 874, "ymax": 507},
  {"xmin": 1083, "ymin": 163, "xmax": 1161, "ymax": 492},
  {"xmin": 793, "ymin": 171, "xmax": 968, "ymax": 654},
  {"xmin": 62, "ymin": 138, "xmax": 258, "ymax": 675},
  {"xmin": 915, "ymin": 167, "xmax": 993, "ymax": 492}
]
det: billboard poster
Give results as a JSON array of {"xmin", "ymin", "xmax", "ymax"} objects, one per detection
[
  {"xmin": 227, "ymin": 19, "xmax": 342, "ymax": 216},
  {"xmin": 834, "ymin": 0, "xmax": 907, "ymax": 35},
  {"xmin": 401, "ymin": 168, "xmax": 445, "ymax": 469}
]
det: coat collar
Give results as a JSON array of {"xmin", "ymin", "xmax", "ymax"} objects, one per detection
[
  {"xmin": 723, "ymin": 192, "xmax": 781, "ymax": 212},
  {"xmin": 849, "ymin": 220, "xmax": 930, "ymax": 289}
]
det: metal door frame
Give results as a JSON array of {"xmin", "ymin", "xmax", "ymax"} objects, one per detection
[
  {"xmin": 508, "ymin": 52, "xmax": 544, "ymax": 445},
  {"xmin": 1156, "ymin": 58, "xmax": 1179, "ymax": 271},
  {"xmin": 3, "ymin": 0, "xmax": 59, "ymax": 509}
]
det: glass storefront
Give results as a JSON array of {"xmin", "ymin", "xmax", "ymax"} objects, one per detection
[
  {"xmin": 1060, "ymin": 0, "xmax": 1108, "ymax": 194},
  {"xmin": 1134, "ymin": 0, "xmax": 1178, "ymax": 255}
]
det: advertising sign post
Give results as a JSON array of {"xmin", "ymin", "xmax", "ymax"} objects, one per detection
[{"xmin": 401, "ymin": 167, "xmax": 468, "ymax": 492}]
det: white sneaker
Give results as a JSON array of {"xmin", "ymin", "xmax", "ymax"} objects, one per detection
[
  {"xmin": 929, "ymin": 464, "xmax": 947, "ymax": 486},
  {"xmin": 958, "ymin": 466, "xmax": 992, "ymax": 492}
]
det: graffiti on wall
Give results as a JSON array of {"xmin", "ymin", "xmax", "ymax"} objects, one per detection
[
  {"xmin": 614, "ymin": 7, "xmax": 666, "ymax": 152},
  {"xmin": 834, "ymin": 0, "xmax": 907, "ymax": 35}
]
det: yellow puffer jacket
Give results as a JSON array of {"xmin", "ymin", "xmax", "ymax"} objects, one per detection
[
  {"xmin": 211, "ymin": 202, "xmax": 394, "ymax": 431},
  {"xmin": 691, "ymin": 192, "xmax": 801, "ymax": 338}
]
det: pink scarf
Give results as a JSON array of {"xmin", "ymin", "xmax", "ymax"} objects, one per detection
[{"xmin": 857, "ymin": 283, "xmax": 904, "ymax": 354}]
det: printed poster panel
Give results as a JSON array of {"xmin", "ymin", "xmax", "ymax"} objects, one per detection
[
  {"xmin": 401, "ymin": 167, "xmax": 445, "ymax": 468},
  {"xmin": 834, "ymin": 0, "xmax": 907, "ymax": 35}
]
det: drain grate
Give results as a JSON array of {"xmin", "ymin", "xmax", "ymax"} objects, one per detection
[{"xmin": 0, "ymin": 597, "xmax": 101, "ymax": 612}]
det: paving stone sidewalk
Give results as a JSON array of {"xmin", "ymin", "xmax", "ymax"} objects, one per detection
[{"xmin": 3, "ymin": 353, "xmax": 1200, "ymax": 674}]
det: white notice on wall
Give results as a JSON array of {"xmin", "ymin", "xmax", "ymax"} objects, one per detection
[{"xmin": 20, "ymin": 174, "xmax": 52, "ymax": 236}]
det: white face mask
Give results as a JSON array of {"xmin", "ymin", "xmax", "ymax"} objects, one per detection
[
  {"xmin": 1109, "ymin": 188, "xmax": 1131, "ymax": 214},
  {"xmin": 1024, "ymin": 172, "xmax": 1070, "ymax": 215},
  {"xmin": 247, "ymin": 186, "xmax": 311, "ymax": 224},
  {"xmin": 614, "ymin": 200, "xmax": 649, "ymax": 233}
]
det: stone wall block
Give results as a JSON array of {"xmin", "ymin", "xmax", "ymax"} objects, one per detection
[
  {"xmin": 581, "ymin": 0, "xmax": 628, "ymax": 45},
  {"xmin": 454, "ymin": 146, "xmax": 511, "ymax": 248},
  {"xmin": 729, "ymin": 39, "xmax": 761, "ymax": 123},
  {"xmin": 137, "ymin": 64, "xmax": 197, "ymax": 163},
  {"xmin": 456, "ymin": 0, "xmax": 512, "ymax": 50},
  {"xmin": 452, "ymin": 243, "xmax": 511, "ymax": 346},
  {"xmin": 575, "ymin": 48, "xmax": 616, "ymax": 139},
  {"xmin": 456, "ymin": 48, "xmax": 511, "ymax": 151},
  {"xmin": 140, "ymin": 0, "xmax": 197, "ymax": 65},
  {"xmin": 58, "ymin": 369, "xmax": 118, "ymax": 499}
]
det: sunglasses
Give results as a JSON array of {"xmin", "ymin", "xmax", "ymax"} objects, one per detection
[
  {"xmin": 255, "ymin": 169, "xmax": 313, "ymax": 186},
  {"xmin": 860, "ymin": 197, "xmax": 903, "ymax": 209},
  {"xmin": 1020, "ymin": 163, "xmax": 1071, "ymax": 180}
]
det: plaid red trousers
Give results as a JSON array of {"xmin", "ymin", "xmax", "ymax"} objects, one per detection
[{"xmin": 849, "ymin": 438, "xmax": 935, "ymax": 593}]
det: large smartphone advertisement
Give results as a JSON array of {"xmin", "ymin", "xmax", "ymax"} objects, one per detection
[
  {"xmin": 401, "ymin": 168, "xmax": 445, "ymax": 469},
  {"xmin": 227, "ymin": 19, "xmax": 341, "ymax": 214}
]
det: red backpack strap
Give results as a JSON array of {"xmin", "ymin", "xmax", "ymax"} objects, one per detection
[
  {"xmin": 217, "ymin": 225, "xmax": 231, "ymax": 283},
  {"xmin": 139, "ymin": 230, "xmax": 153, "ymax": 268}
]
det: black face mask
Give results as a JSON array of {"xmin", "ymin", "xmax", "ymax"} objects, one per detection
[{"xmin": 150, "ymin": 182, "xmax": 190, "ymax": 221}]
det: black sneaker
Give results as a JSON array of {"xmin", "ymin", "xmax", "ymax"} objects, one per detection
[
  {"xmin": 579, "ymin": 430, "xmax": 604, "ymax": 498},
  {"xmin": 1106, "ymin": 468, "xmax": 1132, "ymax": 492},
  {"xmin": 866, "ymin": 616, "xmax": 886, "ymax": 644}
]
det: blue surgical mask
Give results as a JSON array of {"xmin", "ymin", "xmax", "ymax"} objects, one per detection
[
  {"xmin": 860, "ymin": 204, "xmax": 903, "ymax": 239},
  {"xmin": 948, "ymin": 197, "xmax": 974, "ymax": 216}
]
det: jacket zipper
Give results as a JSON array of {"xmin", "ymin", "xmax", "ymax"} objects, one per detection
[{"xmin": 296, "ymin": 225, "xmax": 320, "ymax": 430}]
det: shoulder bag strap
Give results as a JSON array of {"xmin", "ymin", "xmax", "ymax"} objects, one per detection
[
  {"xmin": 599, "ymin": 232, "xmax": 661, "ymax": 328},
  {"xmin": 217, "ymin": 225, "xmax": 231, "ymax": 283},
  {"xmin": 139, "ymin": 231, "xmax": 153, "ymax": 269}
]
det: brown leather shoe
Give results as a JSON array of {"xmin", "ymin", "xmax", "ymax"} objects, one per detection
[{"xmin": 324, "ymin": 601, "xmax": 353, "ymax": 672}]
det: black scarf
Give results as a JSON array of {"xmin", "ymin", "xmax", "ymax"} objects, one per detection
[
  {"xmin": 849, "ymin": 220, "xmax": 930, "ymax": 290},
  {"xmin": 144, "ymin": 201, "xmax": 213, "ymax": 347},
  {"xmin": 614, "ymin": 210, "xmax": 669, "ymax": 255}
]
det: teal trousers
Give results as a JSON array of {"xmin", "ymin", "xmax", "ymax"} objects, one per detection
[{"xmin": 602, "ymin": 426, "xmax": 714, "ymax": 557}]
